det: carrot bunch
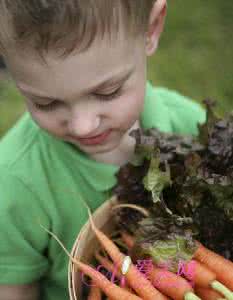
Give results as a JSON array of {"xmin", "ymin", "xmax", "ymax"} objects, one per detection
[
  {"xmin": 75, "ymin": 205, "xmax": 208, "ymax": 300},
  {"xmin": 40, "ymin": 208, "xmax": 233, "ymax": 300},
  {"xmin": 65, "ymin": 204, "xmax": 233, "ymax": 300},
  {"xmin": 121, "ymin": 231, "xmax": 233, "ymax": 300}
]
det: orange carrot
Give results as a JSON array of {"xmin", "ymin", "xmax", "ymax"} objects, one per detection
[
  {"xmin": 95, "ymin": 251, "xmax": 134, "ymax": 293},
  {"xmin": 74, "ymin": 259, "xmax": 142, "ymax": 300},
  {"xmin": 39, "ymin": 223, "xmax": 141, "ymax": 300},
  {"xmin": 148, "ymin": 264, "xmax": 194, "ymax": 300},
  {"xmin": 95, "ymin": 251, "xmax": 122, "ymax": 281},
  {"xmin": 194, "ymin": 242, "xmax": 233, "ymax": 291},
  {"xmin": 183, "ymin": 259, "xmax": 216, "ymax": 288},
  {"xmin": 86, "ymin": 205, "xmax": 169, "ymax": 300},
  {"xmin": 121, "ymin": 232, "xmax": 233, "ymax": 299},
  {"xmin": 195, "ymin": 287, "xmax": 225, "ymax": 300},
  {"xmin": 121, "ymin": 231, "xmax": 233, "ymax": 290},
  {"xmin": 183, "ymin": 260, "xmax": 232, "ymax": 299},
  {"xmin": 121, "ymin": 231, "xmax": 135, "ymax": 250},
  {"xmin": 87, "ymin": 280, "xmax": 102, "ymax": 300}
]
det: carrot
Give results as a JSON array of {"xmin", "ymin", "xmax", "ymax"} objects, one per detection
[
  {"xmin": 120, "ymin": 233, "xmax": 201, "ymax": 299},
  {"xmin": 95, "ymin": 251, "xmax": 134, "ymax": 293},
  {"xmin": 96, "ymin": 241, "xmax": 197, "ymax": 300},
  {"xmin": 121, "ymin": 231, "xmax": 135, "ymax": 250},
  {"xmin": 183, "ymin": 259, "xmax": 216, "ymax": 288},
  {"xmin": 183, "ymin": 261, "xmax": 232, "ymax": 299},
  {"xmin": 75, "ymin": 259, "xmax": 142, "ymax": 300},
  {"xmin": 195, "ymin": 287, "xmax": 226, "ymax": 300},
  {"xmin": 85, "ymin": 204, "xmax": 169, "ymax": 300},
  {"xmin": 39, "ymin": 224, "xmax": 142, "ymax": 300},
  {"xmin": 147, "ymin": 264, "xmax": 196, "ymax": 300},
  {"xmin": 184, "ymin": 259, "xmax": 231, "ymax": 295},
  {"xmin": 121, "ymin": 231, "xmax": 232, "ymax": 288},
  {"xmin": 194, "ymin": 242, "xmax": 233, "ymax": 291},
  {"xmin": 95, "ymin": 251, "xmax": 122, "ymax": 281},
  {"xmin": 121, "ymin": 232, "xmax": 233, "ymax": 299},
  {"xmin": 87, "ymin": 281, "xmax": 102, "ymax": 300}
]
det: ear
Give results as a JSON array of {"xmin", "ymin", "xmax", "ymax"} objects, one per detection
[{"xmin": 146, "ymin": 0, "xmax": 167, "ymax": 56}]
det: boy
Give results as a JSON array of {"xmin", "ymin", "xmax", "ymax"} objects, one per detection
[{"xmin": 0, "ymin": 0, "xmax": 205, "ymax": 299}]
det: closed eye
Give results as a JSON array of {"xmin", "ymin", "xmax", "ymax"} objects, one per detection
[
  {"xmin": 33, "ymin": 86, "xmax": 123, "ymax": 111},
  {"xmin": 34, "ymin": 100, "xmax": 62, "ymax": 111},
  {"xmin": 93, "ymin": 86, "xmax": 123, "ymax": 101}
]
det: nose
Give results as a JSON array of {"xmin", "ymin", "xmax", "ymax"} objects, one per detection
[{"xmin": 68, "ymin": 109, "xmax": 101, "ymax": 138}]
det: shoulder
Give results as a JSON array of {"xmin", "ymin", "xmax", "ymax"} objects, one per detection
[
  {"xmin": 0, "ymin": 164, "xmax": 48, "ymax": 222},
  {"xmin": 0, "ymin": 112, "xmax": 55, "ymax": 205},
  {"xmin": 0, "ymin": 112, "xmax": 41, "ymax": 168},
  {"xmin": 0, "ymin": 166, "xmax": 50, "ymax": 284},
  {"xmin": 141, "ymin": 82, "xmax": 206, "ymax": 136}
]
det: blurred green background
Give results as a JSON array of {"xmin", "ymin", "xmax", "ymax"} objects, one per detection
[{"xmin": 0, "ymin": 0, "xmax": 232, "ymax": 138}]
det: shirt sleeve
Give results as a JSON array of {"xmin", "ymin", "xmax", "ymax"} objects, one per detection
[
  {"xmin": 141, "ymin": 83, "xmax": 207, "ymax": 136},
  {"xmin": 160, "ymin": 88, "xmax": 207, "ymax": 136},
  {"xmin": 0, "ymin": 166, "xmax": 50, "ymax": 284}
]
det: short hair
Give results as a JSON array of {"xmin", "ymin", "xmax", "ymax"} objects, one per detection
[{"xmin": 0, "ymin": 0, "xmax": 155, "ymax": 59}]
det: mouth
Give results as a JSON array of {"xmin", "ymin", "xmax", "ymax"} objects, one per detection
[{"xmin": 69, "ymin": 129, "xmax": 112, "ymax": 146}]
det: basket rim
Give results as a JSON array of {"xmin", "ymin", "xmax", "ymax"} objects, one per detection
[{"xmin": 68, "ymin": 195, "xmax": 118, "ymax": 300}]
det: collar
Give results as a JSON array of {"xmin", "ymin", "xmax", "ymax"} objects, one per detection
[{"xmin": 68, "ymin": 146, "xmax": 120, "ymax": 192}]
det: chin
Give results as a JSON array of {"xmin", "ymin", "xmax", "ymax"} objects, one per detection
[{"xmin": 76, "ymin": 139, "xmax": 120, "ymax": 155}]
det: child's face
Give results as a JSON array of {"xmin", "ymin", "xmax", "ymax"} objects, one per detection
[
  {"xmin": 6, "ymin": 35, "xmax": 148, "ymax": 156},
  {"xmin": 5, "ymin": 0, "xmax": 166, "ymax": 158}
]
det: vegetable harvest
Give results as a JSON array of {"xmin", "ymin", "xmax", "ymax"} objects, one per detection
[
  {"xmin": 80, "ymin": 203, "xmax": 232, "ymax": 300},
  {"xmin": 110, "ymin": 100, "xmax": 233, "ymax": 299},
  {"xmin": 121, "ymin": 231, "xmax": 233, "ymax": 299},
  {"xmin": 41, "ymin": 101, "xmax": 233, "ymax": 299},
  {"xmin": 85, "ymin": 204, "xmax": 170, "ymax": 300},
  {"xmin": 113, "ymin": 103, "xmax": 233, "ymax": 258}
]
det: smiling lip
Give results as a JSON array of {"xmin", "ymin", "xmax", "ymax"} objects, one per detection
[{"xmin": 69, "ymin": 129, "xmax": 112, "ymax": 146}]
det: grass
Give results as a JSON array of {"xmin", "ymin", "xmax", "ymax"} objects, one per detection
[
  {"xmin": 148, "ymin": 0, "xmax": 233, "ymax": 114},
  {"xmin": 0, "ymin": 0, "xmax": 232, "ymax": 137},
  {"xmin": 0, "ymin": 79, "xmax": 26, "ymax": 137}
]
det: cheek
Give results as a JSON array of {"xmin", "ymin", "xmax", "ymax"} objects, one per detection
[
  {"xmin": 110, "ymin": 90, "xmax": 145, "ymax": 128},
  {"xmin": 26, "ymin": 103, "xmax": 65, "ymax": 137}
]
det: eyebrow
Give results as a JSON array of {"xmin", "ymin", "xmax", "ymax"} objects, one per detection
[{"xmin": 18, "ymin": 66, "xmax": 135, "ymax": 102}]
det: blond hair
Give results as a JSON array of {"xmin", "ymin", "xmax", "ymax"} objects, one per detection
[{"xmin": 0, "ymin": 0, "xmax": 155, "ymax": 58}]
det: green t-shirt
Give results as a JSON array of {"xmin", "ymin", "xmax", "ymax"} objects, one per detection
[{"xmin": 0, "ymin": 81, "xmax": 206, "ymax": 299}]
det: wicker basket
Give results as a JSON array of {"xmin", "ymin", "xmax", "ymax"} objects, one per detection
[{"xmin": 68, "ymin": 196, "xmax": 118, "ymax": 300}]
